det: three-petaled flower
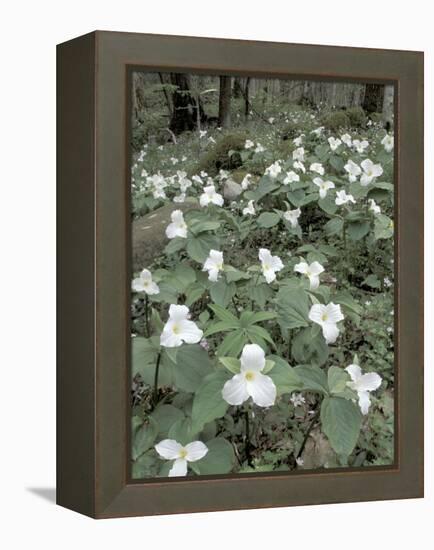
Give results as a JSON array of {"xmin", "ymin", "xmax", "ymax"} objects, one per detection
[
  {"xmin": 131, "ymin": 268, "xmax": 160, "ymax": 295},
  {"xmin": 381, "ymin": 134, "xmax": 394, "ymax": 152},
  {"xmin": 335, "ymin": 190, "xmax": 356, "ymax": 206},
  {"xmin": 345, "ymin": 364, "xmax": 382, "ymax": 415},
  {"xmin": 328, "ymin": 136, "xmax": 342, "ymax": 151},
  {"xmin": 294, "ymin": 261, "xmax": 324, "ymax": 290},
  {"xmin": 283, "ymin": 207, "xmax": 301, "ymax": 228},
  {"xmin": 309, "ymin": 302, "xmax": 344, "ymax": 344},
  {"xmin": 160, "ymin": 304, "xmax": 203, "ymax": 347},
  {"xmin": 166, "ymin": 209, "xmax": 188, "ymax": 239},
  {"xmin": 259, "ymin": 248, "xmax": 283, "ymax": 283},
  {"xmin": 203, "ymin": 249, "xmax": 224, "ymax": 282},
  {"xmin": 199, "ymin": 185, "xmax": 224, "ymax": 207},
  {"xmin": 155, "ymin": 439, "xmax": 208, "ymax": 477},
  {"xmin": 265, "ymin": 161, "xmax": 282, "ymax": 178},
  {"xmin": 283, "ymin": 171, "xmax": 300, "ymax": 185},
  {"xmin": 360, "ymin": 159, "xmax": 383, "ymax": 186},
  {"xmin": 313, "ymin": 177, "xmax": 335, "ymax": 198},
  {"xmin": 310, "ymin": 162, "xmax": 325, "ymax": 175},
  {"xmin": 242, "ymin": 200, "xmax": 255, "ymax": 216},
  {"xmin": 222, "ymin": 344, "xmax": 277, "ymax": 407},
  {"xmin": 344, "ymin": 159, "xmax": 361, "ymax": 182}
]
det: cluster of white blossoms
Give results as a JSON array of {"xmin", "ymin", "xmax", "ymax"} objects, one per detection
[
  {"xmin": 283, "ymin": 207, "xmax": 301, "ymax": 228},
  {"xmin": 344, "ymin": 158, "xmax": 383, "ymax": 186},
  {"xmin": 200, "ymin": 184, "xmax": 224, "ymax": 207},
  {"xmin": 328, "ymin": 136, "xmax": 342, "ymax": 151},
  {"xmin": 265, "ymin": 161, "xmax": 282, "ymax": 179},
  {"xmin": 335, "ymin": 189, "xmax": 356, "ymax": 206},
  {"xmin": 245, "ymin": 139, "xmax": 265, "ymax": 153},
  {"xmin": 310, "ymin": 162, "xmax": 325, "ymax": 175}
]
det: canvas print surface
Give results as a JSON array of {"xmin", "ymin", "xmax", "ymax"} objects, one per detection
[{"xmin": 130, "ymin": 72, "xmax": 395, "ymax": 479}]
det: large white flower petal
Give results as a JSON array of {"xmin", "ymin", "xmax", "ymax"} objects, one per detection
[
  {"xmin": 357, "ymin": 391, "xmax": 372, "ymax": 415},
  {"xmin": 322, "ymin": 322, "xmax": 340, "ymax": 344},
  {"xmin": 308, "ymin": 274, "xmax": 320, "ymax": 290},
  {"xmin": 308, "ymin": 304, "xmax": 326, "ymax": 324},
  {"xmin": 325, "ymin": 303, "xmax": 344, "ymax": 323},
  {"xmin": 178, "ymin": 319, "xmax": 203, "ymax": 344},
  {"xmin": 240, "ymin": 344, "xmax": 266, "ymax": 372},
  {"xmin": 263, "ymin": 269, "xmax": 277, "ymax": 283},
  {"xmin": 222, "ymin": 374, "xmax": 249, "ymax": 405},
  {"xmin": 309, "ymin": 261, "xmax": 325, "ymax": 276},
  {"xmin": 294, "ymin": 262, "xmax": 309, "ymax": 274},
  {"xmin": 357, "ymin": 372, "xmax": 382, "ymax": 392},
  {"xmin": 155, "ymin": 439, "xmax": 183, "ymax": 460},
  {"xmin": 247, "ymin": 373, "xmax": 277, "ymax": 407},
  {"xmin": 168, "ymin": 304, "xmax": 189, "ymax": 322},
  {"xmin": 169, "ymin": 458, "xmax": 188, "ymax": 477},
  {"xmin": 345, "ymin": 364, "xmax": 362, "ymax": 382},
  {"xmin": 184, "ymin": 441, "xmax": 209, "ymax": 462},
  {"xmin": 160, "ymin": 323, "xmax": 183, "ymax": 347}
]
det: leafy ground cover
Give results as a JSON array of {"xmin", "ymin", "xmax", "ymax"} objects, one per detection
[{"xmin": 130, "ymin": 92, "xmax": 394, "ymax": 479}]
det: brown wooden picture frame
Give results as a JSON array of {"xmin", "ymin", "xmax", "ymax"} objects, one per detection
[{"xmin": 57, "ymin": 31, "xmax": 424, "ymax": 519}]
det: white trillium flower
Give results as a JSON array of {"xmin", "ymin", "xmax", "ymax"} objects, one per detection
[
  {"xmin": 173, "ymin": 193, "xmax": 186, "ymax": 203},
  {"xmin": 222, "ymin": 344, "xmax": 277, "ymax": 407},
  {"xmin": 368, "ymin": 198, "xmax": 381, "ymax": 214},
  {"xmin": 344, "ymin": 159, "xmax": 362, "ymax": 182},
  {"xmin": 293, "ymin": 160, "xmax": 306, "ymax": 173},
  {"xmin": 335, "ymin": 190, "xmax": 356, "ymax": 206},
  {"xmin": 360, "ymin": 159, "xmax": 383, "ymax": 186},
  {"xmin": 293, "ymin": 135, "xmax": 304, "ymax": 146},
  {"xmin": 294, "ymin": 261, "xmax": 324, "ymax": 290},
  {"xmin": 310, "ymin": 162, "xmax": 325, "ymax": 175},
  {"xmin": 292, "ymin": 147, "xmax": 305, "ymax": 162},
  {"xmin": 352, "ymin": 139, "xmax": 369, "ymax": 153},
  {"xmin": 381, "ymin": 134, "xmax": 394, "ymax": 152},
  {"xmin": 131, "ymin": 269, "xmax": 160, "ymax": 295},
  {"xmin": 328, "ymin": 136, "xmax": 342, "ymax": 151},
  {"xmin": 245, "ymin": 139, "xmax": 255, "ymax": 149},
  {"xmin": 345, "ymin": 364, "xmax": 382, "ymax": 415},
  {"xmin": 192, "ymin": 174, "xmax": 204, "ymax": 185},
  {"xmin": 265, "ymin": 161, "xmax": 282, "ymax": 178},
  {"xmin": 283, "ymin": 171, "xmax": 300, "ymax": 185},
  {"xmin": 160, "ymin": 304, "xmax": 203, "ymax": 347},
  {"xmin": 313, "ymin": 177, "xmax": 335, "ymax": 199},
  {"xmin": 283, "ymin": 207, "xmax": 301, "ymax": 228},
  {"xmin": 309, "ymin": 302, "xmax": 344, "ymax": 344},
  {"xmin": 311, "ymin": 126, "xmax": 324, "ymax": 136},
  {"xmin": 199, "ymin": 185, "xmax": 224, "ymax": 207},
  {"xmin": 241, "ymin": 173, "xmax": 252, "ymax": 190},
  {"xmin": 155, "ymin": 439, "xmax": 208, "ymax": 477},
  {"xmin": 203, "ymin": 249, "xmax": 224, "ymax": 282},
  {"xmin": 341, "ymin": 133, "xmax": 352, "ymax": 147},
  {"xmin": 242, "ymin": 200, "xmax": 256, "ymax": 216},
  {"xmin": 255, "ymin": 143, "xmax": 265, "ymax": 153},
  {"xmin": 259, "ymin": 248, "xmax": 284, "ymax": 283},
  {"xmin": 166, "ymin": 209, "xmax": 188, "ymax": 239}
]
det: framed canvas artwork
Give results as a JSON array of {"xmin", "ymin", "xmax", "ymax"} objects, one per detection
[{"xmin": 57, "ymin": 31, "xmax": 423, "ymax": 518}]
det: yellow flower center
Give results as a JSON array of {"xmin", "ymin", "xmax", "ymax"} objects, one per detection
[
  {"xmin": 321, "ymin": 313, "xmax": 328, "ymax": 322},
  {"xmin": 172, "ymin": 324, "xmax": 180, "ymax": 334},
  {"xmin": 179, "ymin": 448, "xmax": 188, "ymax": 459},
  {"xmin": 263, "ymin": 264, "xmax": 270, "ymax": 271},
  {"xmin": 143, "ymin": 281, "xmax": 149, "ymax": 287},
  {"xmin": 245, "ymin": 371, "xmax": 256, "ymax": 382}
]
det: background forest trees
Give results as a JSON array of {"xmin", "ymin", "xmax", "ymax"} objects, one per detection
[{"xmin": 131, "ymin": 72, "xmax": 394, "ymax": 150}]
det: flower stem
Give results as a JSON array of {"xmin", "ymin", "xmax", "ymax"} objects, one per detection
[
  {"xmin": 145, "ymin": 294, "xmax": 150, "ymax": 338},
  {"xmin": 296, "ymin": 408, "xmax": 321, "ymax": 460},
  {"xmin": 152, "ymin": 351, "xmax": 162, "ymax": 408},
  {"xmin": 245, "ymin": 408, "xmax": 253, "ymax": 466}
]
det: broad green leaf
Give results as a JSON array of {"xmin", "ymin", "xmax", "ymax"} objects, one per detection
[
  {"xmin": 246, "ymin": 324, "xmax": 275, "ymax": 347},
  {"xmin": 374, "ymin": 214, "xmax": 394, "ymax": 240},
  {"xmin": 168, "ymin": 417, "xmax": 197, "ymax": 445},
  {"xmin": 164, "ymin": 237, "xmax": 186, "ymax": 255},
  {"xmin": 219, "ymin": 356, "xmax": 241, "ymax": 374},
  {"xmin": 186, "ymin": 233, "xmax": 220, "ymax": 262},
  {"xmin": 324, "ymin": 217, "xmax": 344, "ymax": 236},
  {"xmin": 224, "ymin": 266, "xmax": 251, "ymax": 282},
  {"xmin": 363, "ymin": 274, "xmax": 381, "ymax": 289},
  {"xmin": 171, "ymin": 344, "xmax": 213, "ymax": 392},
  {"xmin": 320, "ymin": 396, "xmax": 362, "ymax": 456},
  {"xmin": 249, "ymin": 311, "xmax": 278, "ymax": 324},
  {"xmin": 210, "ymin": 279, "xmax": 237, "ymax": 307},
  {"xmin": 191, "ymin": 371, "xmax": 230, "ymax": 433},
  {"xmin": 151, "ymin": 405, "xmax": 185, "ymax": 437},
  {"xmin": 132, "ymin": 417, "xmax": 158, "ymax": 460},
  {"xmin": 217, "ymin": 329, "xmax": 247, "ymax": 357},
  {"xmin": 327, "ymin": 366, "xmax": 350, "ymax": 395},
  {"xmin": 333, "ymin": 291, "xmax": 362, "ymax": 315},
  {"xmin": 257, "ymin": 212, "xmax": 281, "ymax": 228},
  {"xmin": 275, "ymin": 287, "xmax": 310, "ymax": 330},
  {"xmin": 204, "ymin": 320, "xmax": 238, "ymax": 337},
  {"xmin": 318, "ymin": 196, "xmax": 338, "ymax": 215},
  {"xmin": 291, "ymin": 327, "xmax": 329, "ymax": 366},
  {"xmin": 294, "ymin": 364, "xmax": 329, "ymax": 394},
  {"xmin": 132, "ymin": 451, "xmax": 159, "ymax": 479},
  {"xmin": 209, "ymin": 303, "xmax": 239, "ymax": 324},
  {"xmin": 346, "ymin": 220, "xmax": 371, "ymax": 241},
  {"xmin": 191, "ymin": 437, "xmax": 235, "ymax": 475},
  {"xmin": 267, "ymin": 355, "xmax": 302, "ymax": 395},
  {"xmin": 250, "ymin": 283, "xmax": 273, "ymax": 308},
  {"xmin": 185, "ymin": 281, "xmax": 206, "ymax": 307}
]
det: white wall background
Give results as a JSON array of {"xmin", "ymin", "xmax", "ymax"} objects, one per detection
[{"xmin": 1, "ymin": 1, "xmax": 432, "ymax": 548}]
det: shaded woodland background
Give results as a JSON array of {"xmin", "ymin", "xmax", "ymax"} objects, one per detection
[{"xmin": 131, "ymin": 72, "xmax": 394, "ymax": 150}]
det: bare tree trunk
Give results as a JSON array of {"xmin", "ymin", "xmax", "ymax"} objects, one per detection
[
  {"xmin": 169, "ymin": 73, "xmax": 198, "ymax": 134},
  {"xmin": 363, "ymin": 84, "xmax": 384, "ymax": 113},
  {"xmin": 244, "ymin": 77, "xmax": 250, "ymax": 120},
  {"xmin": 382, "ymin": 84, "xmax": 394, "ymax": 128},
  {"xmin": 158, "ymin": 73, "xmax": 173, "ymax": 117},
  {"xmin": 218, "ymin": 76, "xmax": 232, "ymax": 128}
]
